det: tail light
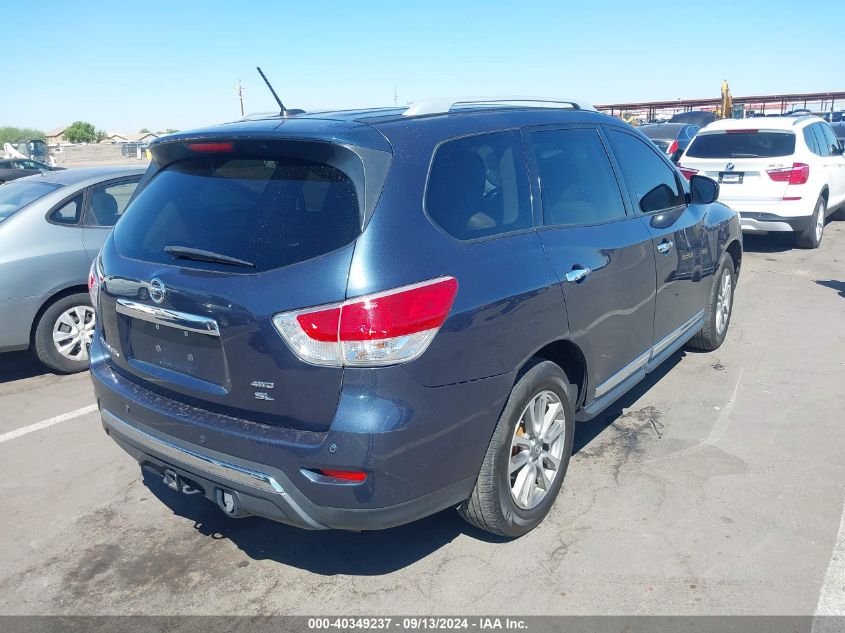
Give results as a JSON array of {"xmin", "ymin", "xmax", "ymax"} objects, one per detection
[
  {"xmin": 678, "ymin": 165, "xmax": 698, "ymax": 181},
  {"xmin": 767, "ymin": 163, "xmax": 809, "ymax": 185},
  {"xmin": 88, "ymin": 257, "xmax": 103, "ymax": 307},
  {"xmin": 666, "ymin": 140, "xmax": 679, "ymax": 156},
  {"xmin": 273, "ymin": 277, "xmax": 458, "ymax": 367}
]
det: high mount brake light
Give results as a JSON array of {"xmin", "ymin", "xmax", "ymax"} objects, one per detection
[
  {"xmin": 186, "ymin": 142, "xmax": 234, "ymax": 153},
  {"xmin": 767, "ymin": 163, "xmax": 809, "ymax": 185},
  {"xmin": 273, "ymin": 277, "xmax": 459, "ymax": 367}
]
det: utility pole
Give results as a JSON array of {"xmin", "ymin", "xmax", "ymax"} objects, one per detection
[
  {"xmin": 236, "ymin": 79, "xmax": 245, "ymax": 116},
  {"xmin": 394, "ymin": 85, "xmax": 398, "ymax": 107}
]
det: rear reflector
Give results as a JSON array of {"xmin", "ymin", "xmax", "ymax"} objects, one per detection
[
  {"xmin": 678, "ymin": 165, "xmax": 699, "ymax": 181},
  {"xmin": 782, "ymin": 196, "xmax": 802, "ymax": 201},
  {"xmin": 88, "ymin": 258, "xmax": 102, "ymax": 307},
  {"xmin": 318, "ymin": 469, "xmax": 367, "ymax": 482},
  {"xmin": 767, "ymin": 163, "xmax": 809, "ymax": 185},
  {"xmin": 273, "ymin": 277, "xmax": 458, "ymax": 367},
  {"xmin": 187, "ymin": 142, "xmax": 234, "ymax": 153}
]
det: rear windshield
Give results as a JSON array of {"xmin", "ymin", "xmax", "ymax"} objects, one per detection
[
  {"xmin": 114, "ymin": 155, "xmax": 363, "ymax": 272},
  {"xmin": 0, "ymin": 181, "xmax": 61, "ymax": 221},
  {"xmin": 686, "ymin": 132, "xmax": 796, "ymax": 158}
]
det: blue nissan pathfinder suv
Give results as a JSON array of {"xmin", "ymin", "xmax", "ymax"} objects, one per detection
[{"xmin": 89, "ymin": 98, "xmax": 742, "ymax": 537}]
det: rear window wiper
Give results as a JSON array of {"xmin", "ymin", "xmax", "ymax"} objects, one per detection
[{"xmin": 164, "ymin": 246, "xmax": 255, "ymax": 268}]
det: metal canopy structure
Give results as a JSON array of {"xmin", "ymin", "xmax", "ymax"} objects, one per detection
[{"xmin": 596, "ymin": 90, "xmax": 845, "ymax": 120}]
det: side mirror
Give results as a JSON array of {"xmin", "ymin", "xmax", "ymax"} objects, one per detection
[{"xmin": 690, "ymin": 174, "xmax": 719, "ymax": 204}]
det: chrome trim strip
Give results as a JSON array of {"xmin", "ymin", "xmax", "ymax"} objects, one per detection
[
  {"xmin": 102, "ymin": 410, "xmax": 325, "ymax": 529},
  {"xmin": 116, "ymin": 299, "xmax": 220, "ymax": 337},
  {"xmin": 593, "ymin": 309, "xmax": 706, "ymax": 400},
  {"xmin": 652, "ymin": 310, "xmax": 705, "ymax": 357},
  {"xmin": 103, "ymin": 409, "xmax": 283, "ymax": 494},
  {"xmin": 594, "ymin": 350, "xmax": 650, "ymax": 399}
]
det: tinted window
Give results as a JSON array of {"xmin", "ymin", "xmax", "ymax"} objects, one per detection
[
  {"xmin": 685, "ymin": 126, "xmax": 700, "ymax": 140},
  {"xmin": 426, "ymin": 130, "xmax": 531, "ymax": 240},
  {"xmin": 804, "ymin": 126, "xmax": 822, "ymax": 155},
  {"xmin": 810, "ymin": 124, "xmax": 831, "ymax": 157},
  {"xmin": 50, "ymin": 195, "xmax": 82, "ymax": 224},
  {"xmin": 819, "ymin": 123, "xmax": 841, "ymax": 154},
  {"xmin": 85, "ymin": 180, "xmax": 139, "ymax": 227},
  {"xmin": 609, "ymin": 130, "xmax": 685, "ymax": 213},
  {"xmin": 530, "ymin": 128, "xmax": 626, "ymax": 226},
  {"xmin": 114, "ymin": 156, "xmax": 362, "ymax": 272},
  {"xmin": 0, "ymin": 181, "xmax": 60, "ymax": 221},
  {"xmin": 686, "ymin": 132, "xmax": 796, "ymax": 158}
]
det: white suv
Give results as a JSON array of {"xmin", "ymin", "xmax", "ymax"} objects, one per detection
[{"xmin": 678, "ymin": 116, "xmax": 845, "ymax": 248}]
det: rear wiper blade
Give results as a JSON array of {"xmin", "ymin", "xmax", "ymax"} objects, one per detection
[{"xmin": 164, "ymin": 246, "xmax": 255, "ymax": 268}]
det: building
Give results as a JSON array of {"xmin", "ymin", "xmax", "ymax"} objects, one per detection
[{"xmin": 45, "ymin": 126, "xmax": 69, "ymax": 145}]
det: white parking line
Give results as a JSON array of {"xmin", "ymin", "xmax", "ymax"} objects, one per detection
[
  {"xmin": 0, "ymin": 404, "xmax": 98, "ymax": 444},
  {"xmin": 815, "ymin": 495, "xmax": 845, "ymax": 620}
]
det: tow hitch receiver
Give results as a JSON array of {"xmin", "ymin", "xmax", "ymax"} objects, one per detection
[{"xmin": 162, "ymin": 468, "xmax": 202, "ymax": 495}]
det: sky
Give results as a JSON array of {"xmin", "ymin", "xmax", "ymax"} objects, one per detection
[{"xmin": 2, "ymin": 0, "xmax": 843, "ymax": 134}]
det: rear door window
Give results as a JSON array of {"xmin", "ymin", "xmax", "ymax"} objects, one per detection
[
  {"xmin": 804, "ymin": 126, "xmax": 822, "ymax": 155},
  {"xmin": 50, "ymin": 195, "xmax": 82, "ymax": 224},
  {"xmin": 114, "ymin": 155, "xmax": 363, "ymax": 272},
  {"xmin": 810, "ymin": 124, "xmax": 831, "ymax": 157},
  {"xmin": 819, "ymin": 123, "xmax": 841, "ymax": 155},
  {"xmin": 608, "ymin": 130, "xmax": 686, "ymax": 213},
  {"xmin": 425, "ymin": 130, "xmax": 532, "ymax": 240},
  {"xmin": 85, "ymin": 180, "xmax": 139, "ymax": 227},
  {"xmin": 686, "ymin": 131, "xmax": 796, "ymax": 158},
  {"xmin": 529, "ymin": 128, "xmax": 627, "ymax": 226}
]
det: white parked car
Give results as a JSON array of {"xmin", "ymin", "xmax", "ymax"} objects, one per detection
[{"xmin": 677, "ymin": 116, "xmax": 845, "ymax": 248}]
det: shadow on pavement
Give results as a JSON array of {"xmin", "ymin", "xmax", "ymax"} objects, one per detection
[
  {"xmin": 143, "ymin": 470, "xmax": 508, "ymax": 575},
  {"xmin": 816, "ymin": 279, "xmax": 845, "ymax": 298},
  {"xmin": 741, "ymin": 233, "xmax": 795, "ymax": 253},
  {"xmin": 0, "ymin": 351, "xmax": 51, "ymax": 384}
]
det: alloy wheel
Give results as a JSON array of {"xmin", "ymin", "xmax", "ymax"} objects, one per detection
[
  {"xmin": 509, "ymin": 390, "xmax": 567, "ymax": 510},
  {"xmin": 715, "ymin": 269, "xmax": 732, "ymax": 336}
]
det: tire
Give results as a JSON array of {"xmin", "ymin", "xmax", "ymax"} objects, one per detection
[
  {"xmin": 458, "ymin": 360, "xmax": 575, "ymax": 538},
  {"xmin": 686, "ymin": 256, "xmax": 736, "ymax": 352},
  {"xmin": 33, "ymin": 293, "xmax": 96, "ymax": 374},
  {"xmin": 795, "ymin": 196, "xmax": 826, "ymax": 249}
]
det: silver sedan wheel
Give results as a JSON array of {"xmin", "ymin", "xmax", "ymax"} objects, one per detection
[
  {"xmin": 53, "ymin": 305, "xmax": 95, "ymax": 361},
  {"xmin": 815, "ymin": 201, "xmax": 825, "ymax": 242},
  {"xmin": 715, "ymin": 269, "xmax": 732, "ymax": 336},
  {"xmin": 509, "ymin": 390, "xmax": 567, "ymax": 510}
]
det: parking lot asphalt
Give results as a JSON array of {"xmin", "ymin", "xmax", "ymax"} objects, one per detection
[{"xmin": 0, "ymin": 223, "xmax": 843, "ymax": 616}]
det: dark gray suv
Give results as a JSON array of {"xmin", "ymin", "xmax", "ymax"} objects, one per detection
[{"xmin": 90, "ymin": 98, "xmax": 741, "ymax": 536}]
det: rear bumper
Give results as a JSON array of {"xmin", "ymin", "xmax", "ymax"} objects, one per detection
[
  {"xmin": 739, "ymin": 212, "xmax": 810, "ymax": 234},
  {"xmin": 90, "ymin": 348, "xmax": 514, "ymax": 531}
]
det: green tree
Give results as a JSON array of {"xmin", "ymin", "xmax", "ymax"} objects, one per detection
[
  {"xmin": 0, "ymin": 126, "xmax": 46, "ymax": 146},
  {"xmin": 64, "ymin": 121, "xmax": 98, "ymax": 144},
  {"xmin": 139, "ymin": 127, "xmax": 150, "ymax": 134},
  {"xmin": 95, "ymin": 129, "xmax": 109, "ymax": 142},
  {"xmin": 165, "ymin": 128, "xmax": 179, "ymax": 134}
]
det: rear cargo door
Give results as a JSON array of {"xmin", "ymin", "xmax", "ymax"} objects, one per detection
[
  {"xmin": 98, "ymin": 141, "xmax": 387, "ymax": 432},
  {"xmin": 680, "ymin": 130, "xmax": 796, "ymax": 212}
]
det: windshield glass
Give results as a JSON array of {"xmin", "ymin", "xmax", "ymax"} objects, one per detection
[
  {"xmin": 686, "ymin": 132, "xmax": 796, "ymax": 158},
  {"xmin": 0, "ymin": 181, "xmax": 61, "ymax": 221}
]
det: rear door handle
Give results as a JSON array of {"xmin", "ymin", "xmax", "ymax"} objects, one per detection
[
  {"xmin": 565, "ymin": 267, "xmax": 591, "ymax": 283},
  {"xmin": 657, "ymin": 240, "xmax": 674, "ymax": 254}
]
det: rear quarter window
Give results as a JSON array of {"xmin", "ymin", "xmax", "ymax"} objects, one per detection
[
  {"xmin": 113, "ymin": 155, "xmax": 363, "ymax": 272},
  {"xmin": 686, "ymin": 132, "xmax": 796, "ymax": 158},
  {"xmin": 425, "ymin": 130, "xmax": 532, "ymax": 241}
]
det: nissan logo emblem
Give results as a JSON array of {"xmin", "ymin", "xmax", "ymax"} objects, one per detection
[
  {"xmin": 148, "ymin": 278, "xmax": 166, "ymax": 304},
  {"xmin": 726, "ymin": 162, "xmax": 735, "ymax": 171}
]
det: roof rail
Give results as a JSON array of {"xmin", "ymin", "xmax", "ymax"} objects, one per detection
[{"xmin": 402, "ymin": 96, "xmax": 597, "ymax": 117}]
